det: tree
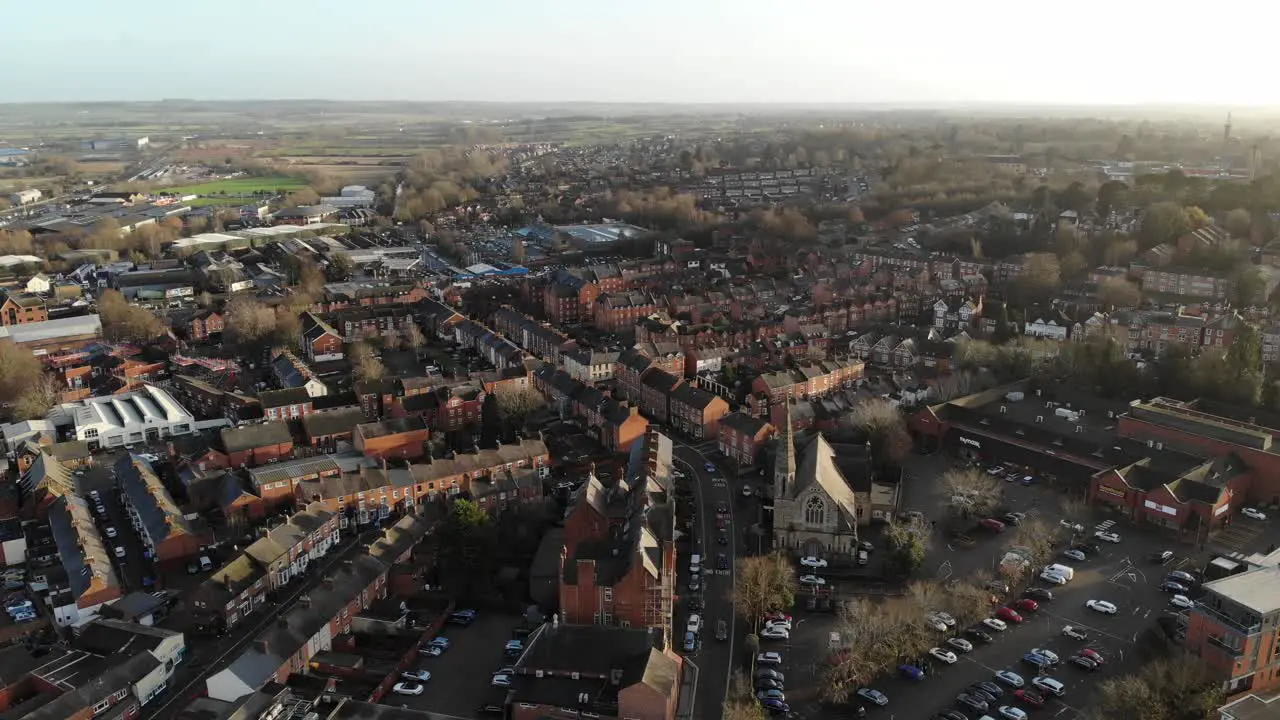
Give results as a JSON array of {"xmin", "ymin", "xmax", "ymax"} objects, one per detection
[
  {"xmin": 0, "ymin": 344, "xmax": 49, "ymax": 421},
  {"xmin": 822, "ymin": 594, "xmax": 933, "ymax": 704},
  {"xmin": 403, "ymin": 322, "xmax": 426, "ymax": 360},
  {"xmin": 12, "ymin": 373, "xmax": 59, "ymax": 421},
  {"xmin": 883, "ymin": 519, "xmax": 927, "ymax": 576},
  {"xmin": 1097, "ymin": 276, "xmax": 1141, "ymax": 309},
  {"xmin": 722, "ymin": 700, "xmax": 765, "ymax": 720},
  {"xmin": 328, "ymin": 254, "xmax": 354, "ymax": 280},
  {"xmin": 97, "ymin": 289, "xmax": 164, "ymax": 341},
  {"xmin": 1226, "ymin": 208, "xmax": 1253, "ymax": 239},
  {"xmin": 351, "ymin": 343, "xmax": 385, "ymax": 383},
  {"xmin": 941, "ymin": 468, "xmax": 1002, "ymax": 519},
  {"xmin": 1185, "ymin": 205, "xmax": 1210, "ymax": 229},
  {"xmin": 1013, "ymin": 253, "xmax": 1060, "ymax": 305},
  {"xmin": 1095, "ymin": 180, "xmax": 1130, "ymax": 218},
  {"xmin": 1101, "ymin": 234, "xmax": 1139, "ymax": 267},
  {"xmin": 494, "ymin": 387, "xmax": 546, "ymax": 422},
  {"xmin": 845, "ymin": 400, "xmax": 912, "ymax": 464},
  {"xmin": 1095, "ymin": 654, "xmax": 1222, "ymax": 720},
  {"xmin": 1139, "ymin": 201, "xmax": 1190, "ymax": 249},
  {"xmin": 1233, "ymin": 265, "xmax": 1267, "ymax": 306},
  {"xmin": 435, "ymin": 498, "xmax": 498, "ymax": 594},
  {"xmin": 223, "ymin": 296, "xmax": 278, "ymax": 346},
  {"xmin": 1007, "ymin": 518, "xmax": 1060, "ymax": 568},
  {"xmin": 282, "ymin": 187, "xmax": 320, "ymax": 207},
  {"xmin": 732, "ymin": 553, "xmax": 798, "ymax": 633},
  {"xmin": 511, "ymin": 238, "xmax": 526, "ymax": 264},
  {"xmin": 479, "ymin": 393, "xmax": 501, "ymax": 447}
]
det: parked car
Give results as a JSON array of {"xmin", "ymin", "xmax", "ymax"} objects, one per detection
[
  {"xmin": 1072, "ymin": 655, "xmax": 1099, "ymax": 671},
  {"xmin": 756, "ymin": 669, "xmax": 785, "ymax": 682},
  {"xmin": 1024, "ymin": 587, "xmax": 1054, "ymax": 602},
  {"xmin": 1030, "ymin": 648, "xmax": 1059, "ymax": 664},
  {"xmin": 491, "ymin": 674, "xmax": 513, "ymax": 688},
  {"xmin": 393, "ymin": 682, "xmax": 424, "ymax": 695},
  {"xmin": 899, "ymin": 664, "xmax": 925, "ymax": 680},
  {"xmin": 1170, "ymin": 594, "xmax": 1194, "ymax": 609},
  {"xmin": 716, "ymin": 620, "xmax": 728, "ymax": 641},
  {"xmin": 1031, "ymin": 677, "xmax": 1066, "ymax": 697},
  {"xmin": 1078, "ymin": 648, "xmax": 1106, "ymax": 665},
  {"xmin": 929, "ymin": 647, "xmax": 959, "ymax": 664},
  {"xmin": 756, "ymin": 679, "xmax": 784, "ymax": 691},
  {"xmin": 946, "ymin": 637, "xmax": 973, "ymax": 653},
  {"xmin": 956, "ymin": 693, "xmax": 988, "ymax": 713},
  {"xmin": 1062, "ymin": 625, "xmax": 1089, "ymax": 640},
  {"xmin": 994, "ymin": 670, "xmax": 1024, "ymax": 688},
  {"xmin": 1086, "ymin": 600, "xmax": 1118, "ymax": 615},
  {"xmin": 982, "ymin": 617, "xmax": 1008, "ymax": 632},
  {"xmin": 930, "ymin": 612, "xmax": 957, "ymax": 628},
  {"xmin": 402, "ymin": 670, "xmax": 431, "ymax": 682},
  {"xmin": 997, "ymin": 705, "xmax": 1028, "ymax": 720},
  {"xmin": 857, "ymin": 688, "xmax": 889, "ymax": 706},
  {"xmin": 995, "ymin": 607, "xmax": 1023, "ymax": 623},
  {"xmin": 1094, "ymin": 531, "xmax": 1121, "ymax": 543},
  {"xmin": 980, "ymin": 518, "xmax": 1007, "ymax": 532},
  {"xmin": 798, "ymin": 575, "xmax": 826, "ymax": 586},
  {"xmin": 799, "ymin": 556, "xmax": 828, "ymax": 568},
  {"xmin": 1039, "ymin": 570, "xmax": 1067, "ymax": 586},
  {"xmin": 965, "ymin": 628, "xmax": 995, "ymax": 644},
  {"xmin": 1160, "ymin": 580, "xmax": 1190, "ymax": 594},
  {"xmin": 757, "ymin": 652, "xmax": 783, "ymax": 665},
  {"xmin": 1013, "ymin": 689, "xmax": 1045, "ymax": 707},
  {"xmin": 1013, "ymin": 598, "xmax": 1039, "ymax": 613},
  {"xmin": 1167, "ymin": 571, "xmax": 1198, "ymax": 586},
  {"xmin": 1061, "ymin": 549, "xmax": 1086, "ymax": 562},
  {"xmin": 970, "ymin": 681, "xmax": 1004, "ymax": 698},
  {"xmin": 1150, "ymin": 550, "xmax": 1174, "ymax": 564},
  {"xmin": 1021, "ymin": 653, "xmax": 1052, "ymax": 670},
  {"xmin": 760, "ymin": 626, "xmax": 790, "ymax": 641},
  {"xmin": 1243, "ymin": 507, "xmax": 1267, "ymax": 521}
]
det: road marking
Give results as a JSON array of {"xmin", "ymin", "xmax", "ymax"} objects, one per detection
[{"xmin": 1038, "ymin": 610, "xmax": 1135, "ymax": 644}]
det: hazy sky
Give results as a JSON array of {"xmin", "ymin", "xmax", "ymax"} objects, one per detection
[{"xmin": 6, "ymin": 0, "xmax": 1277, "ymax": 106}]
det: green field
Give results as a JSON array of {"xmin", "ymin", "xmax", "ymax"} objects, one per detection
[
  {"xmin": 188, "ymin": 196, "xmax": 251, "ymax": 207},
  {"xmin": 164, "ymin": 175, "xmax": 307, "ymax": 196}
]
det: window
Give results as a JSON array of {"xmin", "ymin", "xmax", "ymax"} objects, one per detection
[
  {"xmin": 93, "ymin": 698, "xmax": 111, "ymax": 714},
  {"xmin": 112, "ymin": 688, "xmax": 128, "ymax": 701},
  {"xmin": 804, "ymin": 496, "xmax": 826, "ymax": 525}
]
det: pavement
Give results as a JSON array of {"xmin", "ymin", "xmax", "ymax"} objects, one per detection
[{"xmin": 671, "ymin": 439, "xmax": 738, "ymax": 720}]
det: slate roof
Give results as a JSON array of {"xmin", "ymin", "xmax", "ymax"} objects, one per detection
[
  {"xmin": 220, "ymin": 421, "xmax": 293, "ymax": 453},
  {"xmin": 301, "ymin": 407, "xmax": 367, "ymax": 439},
  {"xmin": 115, "ymin": 454, "xmax": 194, "ymax": 545}
]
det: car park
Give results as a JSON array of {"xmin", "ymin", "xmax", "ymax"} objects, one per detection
[
  {"xmin": 994, "ymin": 670, "xmax": 1024, "ymax": 688},
  {"xmin": 1094, "ymin": 531, "xmax": 1121, "ymax": 543},
  {"xmin": 799, "ymin": 556, "xmax": 828, "ymax": 568},
  {"xmin": 392, "ymin": 682, "xmax": 424, "ymax": 695},
  {"xmin": 946, "ymin": 637, "xmax": 973, "ymax": 653},
  {"xmin": 857, "ymin": 688, "xmax": 889, "ymax": 706},
  {"xmin": 929, "ymin": 647, "xmax": 959, "ymax": 664},
  {"xmin": 1086, "ymin": 600, "xmax": 1118, "ymax": 614}
]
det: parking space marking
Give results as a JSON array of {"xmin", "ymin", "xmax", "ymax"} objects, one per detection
[
  {"xmin": 960, "ymin": 655, "xmax": 1001, "ymax": 674},
  {"xmin": 1037, "ymin": 610, "xmax": 1135, "ymax": 645}
]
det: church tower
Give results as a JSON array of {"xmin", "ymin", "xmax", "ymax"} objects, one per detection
[{"xmin": 774, "ymin": 407, "xmax": 796, "ymax": 500}]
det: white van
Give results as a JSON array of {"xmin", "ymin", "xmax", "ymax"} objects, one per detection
[
  {"xmin": 1043, "ymin": 564, "xmax": 1075, "ymax": 581},
  {"xmin": 689, "ymin": 554, "xmax": 702, "ymax": 574}
]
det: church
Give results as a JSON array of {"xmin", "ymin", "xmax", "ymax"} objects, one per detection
[{"xmin": 770, "ymin": 410, "xmax": 861, "ymax": 559}]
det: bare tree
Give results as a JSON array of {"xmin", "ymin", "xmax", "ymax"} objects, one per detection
[
  {"xmin": 1095, "ymin": 653, "xmax": 1222, "ymax": 720},
  {"xmin": 941, "ymin": 468, "xmax": 1003, "ymax": 518},
  {"xmin": 494, "ymin": 387, "xmax": 547, "ymax": 421},
  {"xmin": 822, "ymin": 595, "xmax": 933, "ymax": 704},
  {"xmin": 403, "ymin": 322, "xmax": 427, "ymax": 360},
  {"xmin": 732, "ymin": 554, "xmax": 797, "ymax": 634},
  {"xmin": 350, "ymin": 343, "xmax": 385, "ymax": 383},
  {"xmin": 1007, "ymin": 517, "xmax": 1061, "ymax": 569},
  {"xmin": 845, "ymin": 399, "xmax": 913, "ymax": 464}
]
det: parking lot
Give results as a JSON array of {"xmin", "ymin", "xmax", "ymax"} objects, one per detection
[{"xmin": 398, "ymin": 612, "xmax": 526, "ymax": 716}]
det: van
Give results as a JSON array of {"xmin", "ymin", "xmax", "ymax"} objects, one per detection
[{"xmin": 1043, "ymin": 564, "xmax": 1075, "ymax": 581}]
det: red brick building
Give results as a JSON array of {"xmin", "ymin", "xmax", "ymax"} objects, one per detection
[
  {"xmin": 187, "ymin": 310, "xmax": 224, "ymax": 340},
  {"xmin": 0, "ymin": 292, "xmax": 47, "ymax": 326},
  {"xmin": 220, "ymin": 421, "xmax": 294, "ymax": 468},
  {"xmin": 299, "ymin": 312, "xmax": 343, "ymax": 363},
  {"xmin": 354, "ymin": 417, "xmax": 430, "ymax": 461},
  {"xmin": 593, "ymin": 291, "xmax": 659, "ymax": 333},
  {"xmin": 668, "ymin": 383, "xmax": 729, "ymax": 440},
  {"xmin": 717, "ymin": 412, "xmax": 775, "ymax": 466},
  {"xmin": 560, "ymin": 429, "xmax": 675, "ymax": 632},
  {"xmin": 1185, "ymin": 564, "xmax": 1280, "ymax": 695}
]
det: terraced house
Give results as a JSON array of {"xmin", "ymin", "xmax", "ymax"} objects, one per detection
[{"xmin": 116, "ymin": 454, "xmax": 205, "ymax": 569}]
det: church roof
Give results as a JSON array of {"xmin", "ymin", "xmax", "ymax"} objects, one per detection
[{"xmin": 791, "ymin": 434, "xmax": 859, "ymax": 527}]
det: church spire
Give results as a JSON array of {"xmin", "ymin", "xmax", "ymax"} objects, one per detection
[{"xmin": 774, "ymin": 405, "xmax": 796, "ymax": 499}]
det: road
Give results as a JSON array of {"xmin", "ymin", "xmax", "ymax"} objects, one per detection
[{"xmin": 672, "ymin": 440, "xmax": 736, "ymax": 720}]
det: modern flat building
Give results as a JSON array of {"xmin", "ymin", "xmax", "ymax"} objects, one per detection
[{"xmin": 1187, "ymin": 564, "xmax": 1280, "ymax": 694}]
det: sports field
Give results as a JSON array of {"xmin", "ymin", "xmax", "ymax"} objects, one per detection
[{"xmin": 164, "ymin": 175, "xmax": 307, "ymax": 196}]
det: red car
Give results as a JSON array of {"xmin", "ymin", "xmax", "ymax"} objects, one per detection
[
  {"xmin": 763, "ymin": 612, "xmax": 793, "ymax": 623},
  {"xmin": 1014, "ymin": 598, "xmax": 1040, "ymax": 613},
  {"xmin": 1079, "ymin": 648, "xmax": 1106, "ymax": 665},
  {"xmin": 995, "ymin": 606, "xmax": 1024, "ymax": 623},
  {"xmin": 980, "ymin": 518, "xmax": 1006, "ymax": 533},
  {"xmin": 1014, "ymin": 689, "xmax": 1045, "ymax": 707}
]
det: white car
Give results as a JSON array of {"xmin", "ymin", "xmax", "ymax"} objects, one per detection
[
  {"xmin": 1039, "ymin": 570, "xmax": 1067, "ymax": 585},
  {"xmin": 946, "ymin": 637, "xmax": 973, "ymax": 653},
  {"xmin": 491, "ymin": 674, "xmax": 513, "ymax": 687},
  {"xmin": 742, "ymin": 485, "xmax": 753, "ymax": 497},
  {"xmin": 925, "ymin": 617, "xmax": 948, "ymax": 632},
  {"xmin": 798, "ymin": 574, "xmax": 826, "ymax": 586},
  {"xmin": 1062, "ymin": 625, "xmax": 1089, "ymax": 640},
  {"xmin": 1086, "ymin": 600, "xmax": 1118, "ymax": 615},
  {"xmin": 114, "ymin": 546, "xmax": 126, "ymax": 558},
  {"xmin": 982, "ymin": 618, "xmax": 1008, "ymax": 632},
  {"xmin": 421, "ymin": 645, "xmax": 444, "ymax": 657},
  {"xmin": 799, "ymin": 556, "xmax": 828, "ymax": 569},
  {"xmin": 928, "ymin": 647, "xmax": 958, "ymax": 664},
  {"xmin": 1030, "ymin": 648, "xmax": 1059, "ymax": 665},
  {"xmin": 857, "ymin": 688, "xmax": 889, "ymax": 706},
  {"xmin": 765, "ymin": 618, "xmax": 792, "ymax": 631},
  {"xmin": 686, "ymin": 614, "xmax": 702, "ymax": 634},
  {"xmin": 105, "ymin": 526, "xmax": 118, "ymax": 539},
  {"xmin": 402, "ymin": 670, "xmax": 431, "ymax": 682},
  {"xmin": 1061, "ymin": 549, "xmax": 1086, "ymax": 562},
  {"xmin": 757, "ymin": 652, "xmax": 783, "ymax": 665},
  {"xmin": 1094, "ymin": 531, "xmax": 1121, "ymax": 543},
  {"xmin": 930, "ymin": 611, "xmax": 957, "ymax": 628},
  {"xmin": 1243, "ymin": 507, "xmax": 1268, "ymax": 521},
  {"xmin": 1170, "ymin": 594, "xmax": 1195, "ymax": 609},
  {"xmin": 760, "ymin": 626, "xmax": 790, "ymax": 640},
  {"xmin": 392, "ymin": 682, "xmax": 424, "ymax": 695},
  {"xmin": 997, "ymin": 706, "xmax": 1028, "ymax": 720}
]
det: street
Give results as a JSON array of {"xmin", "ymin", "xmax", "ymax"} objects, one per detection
[{"xmin": 671, "ymin": 440, "xmax": 738, "ymax": 720}]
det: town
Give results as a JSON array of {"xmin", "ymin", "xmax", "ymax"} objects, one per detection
[{"xmin": 0, "ymin": 102, "xmax": 1278, "ymax": 720}]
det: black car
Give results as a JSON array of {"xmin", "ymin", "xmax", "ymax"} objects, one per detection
[
  {"xmin": 1160, "ymin": 580, "xmax": 1189, "ymax": 594},
  {"xmin": 970, "ymin": 681, "xmax": 1004, "ymax": 698},
  {"xmin": 1072, "ymin": 541, "xmax": 1103, "ymax": 554},
  {"xmin": 1001, "ymin": 513, "xmax": 1023, "ymax": 526},
  {"xmin": 716, "ymin": 620, "xmax": 728, "ymax": 641},
  {"xmin": 756, "ymin": 678, "xmax": 784, "ymax": 691},
  {"xmin": 1072, "ymin": 655, "xmax": 1099, "ymax": 671},
  {"xmin": 969, "ymin": 688, "xmax": 998, "ymax": 704},
  {"xmin": 956, "ymin": 693, "xmax": 989, "ymax": 713},
  {"xmin": 688, "ymin": 596, "xmax": 703, "ymax": 611},
  {"xmin": 717, "ymin": 532, "xmax": 729, "ymax": 545},
  {"xmin": 476, "ymin": 704, "xmax": 505, "ymax": 716},
  {"xmin": 965, "ymin": 628, "xmax": 995, "ymax": 644},
  {"xmin": 1024, "ymin": 587, "xmax": 1054, "ymax": 602},
  {"xmin": 717, "ymin": 554, "xmax": 729, "ymax": 570},
  {"xmin": 756, "ymin": 669, "xmax": 785, "ymax": 682},
  {"xmin": 931, "ymin": 713, "xmax": 967, "ymax": 720}
]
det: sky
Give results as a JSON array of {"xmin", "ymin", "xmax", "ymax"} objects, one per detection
[{"xmin": 5, "ymin": 0, "xmax": 1278, "ymax": 107}]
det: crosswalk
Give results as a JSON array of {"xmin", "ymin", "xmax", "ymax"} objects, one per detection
[
  {"xmin": 1095, "ymin": 520, "xmax": 1116, "ymax": 533},
  {"xmin": 1213, "ymin": 523, "xmax": 1263, "ymax": 552}
]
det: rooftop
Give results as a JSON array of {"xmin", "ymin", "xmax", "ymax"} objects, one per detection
[{"xmin": 1204, "ymin": 565, "xmax": 1280, "ymax": 616}]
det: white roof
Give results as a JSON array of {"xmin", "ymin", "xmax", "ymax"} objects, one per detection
[
  {"xmin": 0, "ymin": 315, "xmax": 101, "ymax": 344},
  {"xmin": 0, "ymin": 254, "xmax": 42, "ymax": 267},
  {"xmin": 68, "ymin": 385, "xmax": 194, "ymax": 432}
]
